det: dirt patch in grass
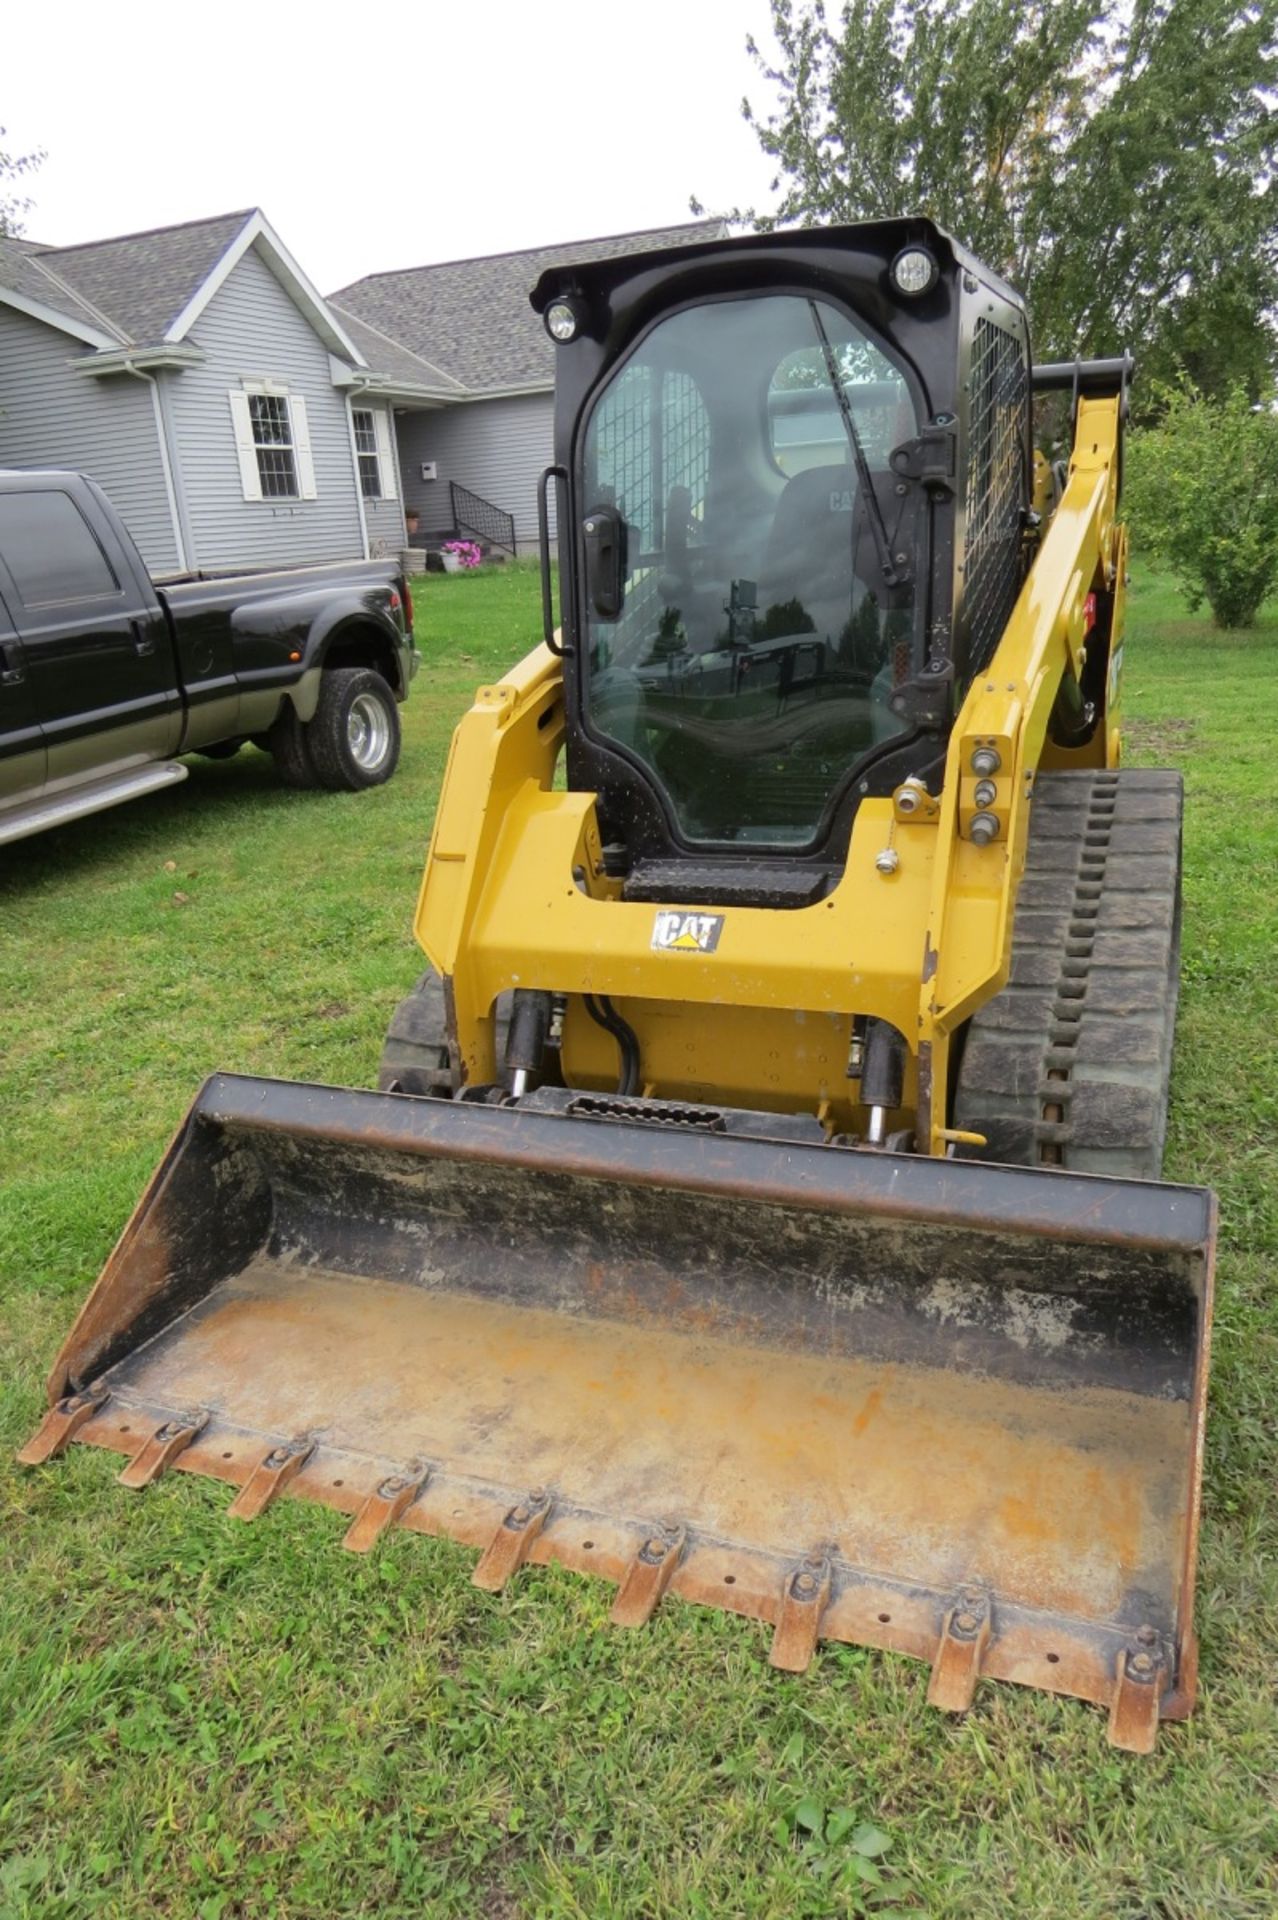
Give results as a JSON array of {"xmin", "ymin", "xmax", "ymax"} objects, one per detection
[{"xmin": 1124, "ymin": 713, "xmax": 1202, "ymax": 761}]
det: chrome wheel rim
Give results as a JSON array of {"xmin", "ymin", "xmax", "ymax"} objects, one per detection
[{"xmin": 347, "ymin": 691, "xmax": 391, "ymax": 771}]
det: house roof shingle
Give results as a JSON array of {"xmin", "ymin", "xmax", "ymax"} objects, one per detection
[
  {"xmin": 0, "ymin": 234, "xmax": 123, "ymax": 340},
  {"xmin": 34, "ymin": 209, "xmax": 255, "ymax": 347},
  {"xmin": 328, "ymin": 304, "xmax": 466, "ymax": 397},
  {"xmin": 330, "ymin": 219, "xmax": 728, "ymax": 393}
]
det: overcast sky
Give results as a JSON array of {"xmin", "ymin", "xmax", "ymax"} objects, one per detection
[{"xmin": 6, "ymin": 0, "xmax": 781, "ymax": 290}]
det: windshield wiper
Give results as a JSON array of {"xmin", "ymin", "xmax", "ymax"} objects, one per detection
[{"xmin": 807, "ymin": 301, "xmax": 907, "ymax": 590}]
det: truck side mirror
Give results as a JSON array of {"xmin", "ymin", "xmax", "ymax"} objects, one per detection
[{"xmin": 583, "ymin": 507, "xmax": 627, "ymax": 619}]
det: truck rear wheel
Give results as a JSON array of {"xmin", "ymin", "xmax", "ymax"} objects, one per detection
[{"xmin": 308, "ymin": 668, "xmax": 401, "ymax": 792}]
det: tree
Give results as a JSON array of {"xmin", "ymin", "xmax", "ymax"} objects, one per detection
[
  {"xmin": 714, "ymin": 1, "xmax": 1278, "ymax": 397},
  {"xmin": 0, "ymin": 127, "xmax": 44, "ymax": 238},
  {"xmin": 1125, "ymin": 384, "xmax": 1278, "ymax": 627}
]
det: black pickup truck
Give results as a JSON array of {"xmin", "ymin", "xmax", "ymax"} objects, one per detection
[{"xmin": 0, "ymin": 469, "xmax": 418, "ymax": 846}]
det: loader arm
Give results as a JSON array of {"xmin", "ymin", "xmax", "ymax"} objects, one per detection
[{"xmin": 919, "ymin": 393, "xmax": 1124, "ymax": 1154}]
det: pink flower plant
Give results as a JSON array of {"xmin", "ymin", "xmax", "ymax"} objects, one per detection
[{"xmin": 443, "ymin": 539, "xmax": 483, "ymax": 569}]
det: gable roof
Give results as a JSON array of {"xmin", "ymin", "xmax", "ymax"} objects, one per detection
[
  {"xmin": 0, "ymin": 209, "xmax": 365, "ymax": 364},
  {"xmin": 330, "ymin": 219, "xmax": 729, "ymax": 394},
  {"xmin": 37, "ymin": 209, "xmax": 255, "ymax": 347}
]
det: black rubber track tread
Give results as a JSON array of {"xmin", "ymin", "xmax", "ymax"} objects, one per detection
[
  {"xmin": 952, "ymin": 768, "xmax": 1182, "ymax": 1180},
  {"xmin": 307, "ymin": 668, "xmax": 401, "ymax": 792},
  {"xmin": 378, "ymin": 967, "xmax": 512, "ymax": 1097},
  {"xmin": 268, "ymin": 701, "xmax": 321, "ymax": 789}
]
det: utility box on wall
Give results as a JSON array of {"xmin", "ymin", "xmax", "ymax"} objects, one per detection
[{"xmin": 420, "ymin": 461, "xmax": 437, "ymax": 482}]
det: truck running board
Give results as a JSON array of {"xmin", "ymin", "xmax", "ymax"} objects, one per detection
[
  {"xmin": 20, "ymin": 1073, "xmax": 1215, "ymax": 1752},
  {"xmin": 0, "ymin": 761, "xmax": 188, "ymax": 846}
]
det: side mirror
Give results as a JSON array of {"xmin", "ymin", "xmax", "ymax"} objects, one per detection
[{"xmin": 583, "ymin": 506, "xmax": 627, "ymax": 619}]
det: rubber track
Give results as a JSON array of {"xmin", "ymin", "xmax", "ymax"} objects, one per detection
[
  {"xmin": 378, "ymin": 969, "xmax": 514, "ymax": 1097},
  {"xmin": 952, "ymin": 769, "xmax": 1182, "ymax": 1180},
  {"xmin": 378, "ymin": 968, "xmax": 456, "ymax": 1095}
]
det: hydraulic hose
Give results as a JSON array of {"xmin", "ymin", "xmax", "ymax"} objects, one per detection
[{"xmin": 582, "ymin": 994, "xmax": 641, "ymax": 1097}]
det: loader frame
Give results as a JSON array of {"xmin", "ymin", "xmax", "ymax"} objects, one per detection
[{"xmin": 415, "ymin": 394, "xmax": 1124, "ymax": 1152}]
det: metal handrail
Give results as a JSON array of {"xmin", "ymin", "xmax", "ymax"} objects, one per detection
[{"xmin": 450, "ymin": 481, "xmax": 517, "ymax": 556}]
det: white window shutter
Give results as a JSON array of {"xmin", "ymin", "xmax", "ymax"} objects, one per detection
[
  {"xmin": 229, "ymin": 389, "xmax": 262, "ymax": 501},
  {"xmin": 291, "ymin": 395, "xmax": 318, "ymax": 499},
  {"xmin": 373, "ymin": 408, "xmax": 398, "ymax": 499}
]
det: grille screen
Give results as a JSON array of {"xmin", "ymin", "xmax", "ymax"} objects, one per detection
[{"xmin": 964, "ymin": 318, "xmax": 1028, "ymax": 670}]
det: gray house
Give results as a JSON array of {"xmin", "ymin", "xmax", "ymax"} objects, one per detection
[
  {"xmin": 330, "ymin": 221, "xmax": 727, "ymax": 553},
  {"xmin": 0, "ymin": 211, "xmax": 726, "ymax": 576},
  {"xmin": 0, "ymin": 209, "xmax": 459, "ymax": 576}
]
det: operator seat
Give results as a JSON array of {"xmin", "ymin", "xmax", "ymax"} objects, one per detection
[{"xmin": 757, "ymin": 464, "xmax": 858, "ymax": 645}]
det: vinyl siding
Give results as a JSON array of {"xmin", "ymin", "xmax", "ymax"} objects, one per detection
[
  {"xmin": 0, "ymin": 305, "xmax": 179, "ymax": 574},
  {"xmin": 354, "ymin": 401, "xmax": 406, "ymax": 557},
  {"xmin": 396, "ymin": 391, "xmax": 554, "ymax": 551},
  {"xmin": 168, "ymin": 244, "xmax": 364, "ymax": 571}
]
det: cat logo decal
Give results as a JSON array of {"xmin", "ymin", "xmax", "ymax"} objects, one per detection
[{"xmin": 651, "ymin": 911, "xmax": 725, "ymax": 954}]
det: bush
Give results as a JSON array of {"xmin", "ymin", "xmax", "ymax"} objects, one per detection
[{"xmin": 1124, "ymin": 385, "xmax": 1278, "ymax": 629}]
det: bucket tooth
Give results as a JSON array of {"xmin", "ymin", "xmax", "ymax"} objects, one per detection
[
  {"xmin": 16, "ymin": 1384, "xmax": 110, "ymax": 1465},
  {"xmin": 769, "ymin": 1553, "xmax": 834, "ymax": 1673},
  {"xmin": 1107, "ymin": 1634, "xmax": 1167, "ymax": 1754},
  {"xmin": 927, "ymin": 1587, "xmax": 993, "ymax": 1713},
  {"xmin": 1161, "ymin": 1631, "xmax": 1198, "ymax": 1722},
  {"xmin": 228, "ymin": 1434, "xmax": 316, "ymax": 1521},
  {"xmin": 118, "ymin": 1410, "xmax": 209, "ymax": 1489},
  {"xmin": 342, "ymin": 1465, "xmax": 430, "ymax": 1554},
  {"xmin": 610, "ymin": 1522, "xmax": 687, "ymax": 1628},
  {"xmin": 472, "ymin": 1488, "xmax": 552, "ymax": 1591}
]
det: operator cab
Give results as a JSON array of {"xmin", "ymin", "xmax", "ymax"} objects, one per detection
[{"xmin": 532, "ymin": 219, "xmax": 1031, "ymax": 897}]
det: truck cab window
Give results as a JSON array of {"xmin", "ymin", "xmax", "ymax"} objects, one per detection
[{"xmin": 0, "ymin": 491, "xmax": 120, "ymax": 609}]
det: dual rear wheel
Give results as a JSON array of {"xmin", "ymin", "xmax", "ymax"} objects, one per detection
[{"xmin": 271, "ymin": 667, "xmax": 401, "ymax": 792}]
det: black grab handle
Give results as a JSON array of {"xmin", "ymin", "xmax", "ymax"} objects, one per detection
[{"xmin": 538, "ymin": 465, "xmax": 568, "ymax": 655}]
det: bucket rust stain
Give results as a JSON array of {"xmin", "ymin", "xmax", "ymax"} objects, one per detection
[
  {"xmin": 851, "ymin": 1387, "xmax": 884, "ymax": 1438},
  {"xmin": 90, "ymin": 1257, "xmax": 1189, "ymax": 1624}
]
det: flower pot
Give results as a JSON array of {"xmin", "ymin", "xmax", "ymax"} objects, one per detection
[{"xmin": 441, "ymin": 552, "xmax": 462, "ymax": 573}]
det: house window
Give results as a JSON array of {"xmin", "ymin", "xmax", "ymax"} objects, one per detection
[
  {"xmin": 249, "ymin": 393, "xmax": 299, "ymax": 498},
  {"xmin": 352, "ymin": 409, "xmax": 382, "ymax": 499}
]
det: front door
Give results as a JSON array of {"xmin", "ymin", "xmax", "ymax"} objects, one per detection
[
  {"xmin": 0, "ymin": 484, "xmax": 180, "ymax": 789},
  {"xmin": 0, "ymin": 590, "xmax": 44, "ymax": 807}
]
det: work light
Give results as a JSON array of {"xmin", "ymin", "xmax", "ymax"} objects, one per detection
[
  {"xmin": 545, "ymin": 299, "xmax": 581, "ymax": 343},
  {"xmin": 890, "ymin": 247, "xmax": 939, "ymax": 297}
]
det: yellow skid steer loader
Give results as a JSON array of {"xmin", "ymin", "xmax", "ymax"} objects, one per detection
[{"xmin": 21, "ymin": 220, "xmax": 1214, "ymax": 1754}]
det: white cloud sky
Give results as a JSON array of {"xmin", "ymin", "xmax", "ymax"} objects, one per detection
[{"xmin": 5, "ymin": 0, "xmax": 781, "ymax": 289}]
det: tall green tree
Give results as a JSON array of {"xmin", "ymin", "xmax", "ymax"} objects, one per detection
[
  {"xmin": 0, "ymin": 128, "xmax": 43, "ymax": 238},
  {"xmin": 718, "ymin": 0, "xmax": 1278, "ymax": 393}
]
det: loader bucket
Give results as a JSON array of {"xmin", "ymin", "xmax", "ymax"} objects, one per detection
[{"xmin": 21, "ymin": 1074, "xmax": 1214, "ymax": 1751}]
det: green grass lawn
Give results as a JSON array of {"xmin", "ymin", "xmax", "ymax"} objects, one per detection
[{"xmin": 2, "ymin": 563, "xmax": 1276, "ymax": 1918}]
